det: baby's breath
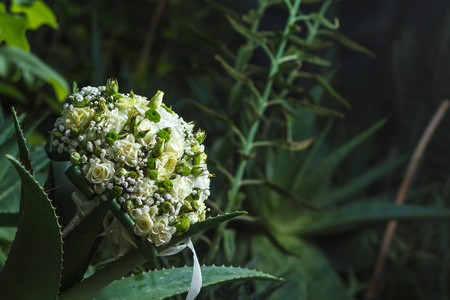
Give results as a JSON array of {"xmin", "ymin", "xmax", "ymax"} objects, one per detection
[{"xmin": 51, "ymin": 79, "xmax": 210, "ymax": 247}]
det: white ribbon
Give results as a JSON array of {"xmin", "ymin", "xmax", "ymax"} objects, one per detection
[
  {"xmin": 70, "ymin": 192, "xmax": 202, "ymax": 299},
  {"xmin": 159, "ymin": 238, "xmax": 202, "ymax": 300}
]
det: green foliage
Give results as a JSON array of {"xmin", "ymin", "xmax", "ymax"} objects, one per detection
[
  {"xmin": 0, "ymin": 106, "xmax": 48, "ymax": 215},
  {"xmin": 92, "ymin": 265, "xmax": 282, "ymax": 300},
  {"xmin": 0, "ymin": 155, "xmax": 63, "ymax": 300},
  {"xmin": 0, "ymin": 46, "xmax": 69, "ymax": 101},
  {"xmin": 0, "ymin": 0, "xmax": 57, "ymax": 51},
  {"xmin": 57, "ymin": 211, "xmax": 247, "ymax": 300},
  {"xmin": 0, "ymin": 0, "xmax": 68, "ymax": 106}
]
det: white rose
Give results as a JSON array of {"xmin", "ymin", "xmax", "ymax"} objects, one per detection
[
  {"xmin": 63, "ymin": 107, "xmax": 94, "ymax": 130},
  {"xmin": 131, "ymin": 206, "xmax": 158, "ymax": 236},
  {"xmin": 115, "ymin": 96, "xmax": 136, "ymax": 111},
  {"xmin": 134, "ymin": 118, "xmax": 159, "ymax": 144},
  {"xmin": 102, "ymin": 108, "xmax": 128, "ymax": 133},
  {"xmin": 170, "ymin": 176, "xmax": 193, "ymax": 201},
  {"xmin": 132, "ymin": 211, "xmax": 153, "ymax": 236},
  {"xmin": 114, "ymin": 135, "xmax": 142, "ymax": 165},
  {"xmin": 155, "ymin": 152, "xmax": 178, "ymax": 180},
  {"xmin": 86, "ymin": 159, "xmax": 115, "ymax": 184},
  {"xmin": 147, "ymin": 216, "xmax": 176, "ymax": 246}
]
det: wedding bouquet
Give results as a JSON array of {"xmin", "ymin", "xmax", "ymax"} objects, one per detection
[{"xmin": 48, "ymin": 79, "xmax": 211, "ymax": 248}]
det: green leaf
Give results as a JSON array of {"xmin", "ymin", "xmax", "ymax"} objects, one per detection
[
  {"xmin": 280, "ymin": 50, "xmax": 331, "ymax": 67},
  {"xmin": 294, "ymin": 119, "xmax": 386, "ymax": 191},
  {"xmin": 291, "ymin": 100, "xmax": 344, "ymax": 118},
  {"xmin": 318, "ymin": 29, "xmax": 375, "ymax": 58},
  {"xmin": 294, "ymin": 13, "xmax": 339, "ymax": 30},
  {"xmin": 225, "ymin": 15, "xmax": 273, "ymax": 60},
  {"xmin": 296, "ymin": 72, "xmax": 351, "ymax": 108},
  {"xmin": 0, "ymin": 3, "xmax": 29, "ymax": 51},
  {"xmin": 12, "ymin": 107, "xmax": 32, "ymax": 173},
  {"xmin": 60, "ymin": 203, "xmax": 109, "ymax": 292},
  {"xmin": 253, "ymin": 235, "xmax": 351, "ymax": 300},
  {"xmin": 59, "ymin": 211, "xmax": 247, "ymax": 300},
  {"xmin": 0, "ymin": 155, "xmax": 63, "ymax": 300},
  {"xmin": 0, "ymin": 227, "xmax": 16, "ymax": 243},
  {"xmin": 292, "ymin": 203, "xmax": 450, "ymax": 236},
  {"xmin": 324, "ymin": 156, "xmax": 407, "ymax": 205},
  {"xmin": 0, "ymin": 46, "xmax": 69, "ymax": 101},
  {"xmin": 294, "ymin": 238, "xmax": 352, "ymax": 300},
  {"xmin": 92, "ymin": 265, "xmax": 282, "ymax": 300},
  {"xmin": 289, "ymin": 34, "xmax": 333, "ymax": 50},
  {"xmin": 12, "ymin": 106, "xmax": 33, "ymax": 216},
  {"xmin": 11, "ymin": 0, "xmax": 58, "ymax": 30},
  {"xmin": 253, "ymin": 137, "xmax": 315, "ymax": 152},
  {"xmin": 264, "ymin": 180, "xmax": 323, "ymax": 211},
  {"xmin": 215, "ymin": 55, "xmax": 262, "ymax": 101}
]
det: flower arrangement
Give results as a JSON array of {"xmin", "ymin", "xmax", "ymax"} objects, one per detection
[{"xmin": 48, "ymin": 79, "xmax": 210, "ymax": 247}]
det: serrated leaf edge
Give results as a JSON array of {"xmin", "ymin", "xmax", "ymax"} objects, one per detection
[{"xmin": 4, "ymin": 154, "xmax": 64, "ymax": 295}]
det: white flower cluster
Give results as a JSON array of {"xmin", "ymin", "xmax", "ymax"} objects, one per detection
[{"xmin": 50, "ymin": 80, "xmax": 210, "ymax": 246}]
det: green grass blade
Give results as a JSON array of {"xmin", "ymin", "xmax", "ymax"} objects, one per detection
[
  {"xmin": 91, "ymin": 265, "xmax": 282, "ymax": 300},
  {"xmin": 318, "ymin": 29, "xmax": 375, "ymax": 58},
  {"xmin": 298, "ymin": 119, "xmax": 386, "ymax": 195},
  {"xmin": 293, "ymin": 203, "xmax": 450, "ymax": 236},
  {"xmin": 297, "ymin": 71, "xmax": 350, "ymax": 108},
  {"xmin": 0, "ymin": 155, "xmax": 63, "ymax": 300},
  {"xmin": 323, "ymin": 156, "xmax": 407, "ymax": 205}
]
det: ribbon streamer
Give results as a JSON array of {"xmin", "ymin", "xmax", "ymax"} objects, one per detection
[
  {"xmin": 159, "ymin": 238, "xmax": 202, "ymax": 300},
  {"xmin": 71, "ymin": 191, "xmax": 203, "ymax": 299}
]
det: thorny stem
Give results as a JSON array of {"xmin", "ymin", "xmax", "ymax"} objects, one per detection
[{"xmin": 207, "ymin": 0, "xmax": 303, "ymax": 263}]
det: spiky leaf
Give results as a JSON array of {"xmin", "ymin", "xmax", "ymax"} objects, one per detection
[
  {"xmin": 58, "ymin": 211, "xmax": 247, "ymax": 300},
  {"xmin": 0, "ymin": 155, "xmax": 63, "ymax": 300},
  {"xmin": 92, "ymin": 266, "xmax": 282, "ymax": 300},
  {"xmin": 11, "ymin": 107, "xmax": 31, "ymax": 173}
]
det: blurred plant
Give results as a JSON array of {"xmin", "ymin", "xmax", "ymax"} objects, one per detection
[
  {"xmin": 175, "ymin": 1, "xmax": 450, "ymax": 299},
  {"xmin": 0, "ymin": 0, "xmax": 69, "ymax": 115}
]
